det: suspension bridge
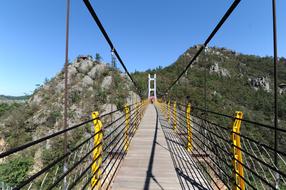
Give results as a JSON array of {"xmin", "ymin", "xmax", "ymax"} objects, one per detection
[{"xmin": 0, "ymin": 0, "xmax": 285, "ymax": 189}]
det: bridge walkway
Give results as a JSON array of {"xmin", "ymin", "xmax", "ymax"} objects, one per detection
[{"xmin": 112, "ymin": 104, "xmax": 210, "ymax": 190}]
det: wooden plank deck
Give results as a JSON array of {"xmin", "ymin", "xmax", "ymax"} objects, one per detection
[
  {"xmin": 156, "ymin": 106, "xmax": 212, "ymax": 190},
  {"xmin": 111, "ymin": 104, "xmax": 181, "ymax": 190},
  {"xmin": 111, "ymin": 104, "xmax": 211, "ymax": 190}
]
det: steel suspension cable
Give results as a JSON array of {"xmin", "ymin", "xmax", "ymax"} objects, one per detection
[
  {"xmin": 165, "ymin": 0, "xmax": 241, "ymax": 94},
  {"xmin": 0, "ymin": 106, "xmax": 131, "ymax": 159},
  {"xmin": 82, "ymin": 110, "xmax": 142, "ymax": 189},
  {"xmin": 185, "ymin": 112, "xmax": 286, "ymax": 176},
  {"xmin": 101, "ymin": 112, "xmax": 142, "ymax": 185},
  {"xmin": 165, "ymin": 103, "xmax": 275, "ymax": 189},
  {"xmin": 157, "ymin": 104, "xmax": 228, "ymax": 189},
  {"xmin": 12, "ymin": 104, "xmax": 142, "ymax": 189},
  {"xmin": 174, "ymin": 110, "xmax": 279, "ymax": 189},
  {"xmin": 176, "ymin": 102, "xmax": 286, "ymax": 157},
  {"xmin": 161, "ymin": 109, "xmax": 234, "ymax": 189},
  {"xmin": 67, "ymin": 105, "xmax": 144, "ymax": 189},
  {"xmin": 158, "ymin": 111, "xmax": 213, "ymax": 189},
  {"xmin": 176, "ymin": 110, "xmax": 285, "ymax": 178},
  {"xmin": 171, "ymin": 113, "xmax": 253, "ymax": 190},
  {"xmin": 190, "ymin": 105, "xmax": 286, "ymax": 133},
  {"xmin": 14, "ymin": 130, "xmax": 101, "ymax": 189},
  {"xmin": 101, "ymin": 113, "xmax": 143, "ymax": 189},
  {"xmin": 200, "ymin": 113, "xmax": 286, "ymax": 157},
  {"xmin": 82, "ymin": 0, "xmax": 139, "ymax": 93},
  {"xmin": 47, "ymin": 142, "xmax": 103, "ymax": 190},
  {"xmin": 175, "ymin": 102, "xmax": 284, "ymax": 133}
]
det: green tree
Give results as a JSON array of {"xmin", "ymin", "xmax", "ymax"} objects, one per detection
[
  {"xmin": 95, "ymin": 53, "xmax": 102, "ymax": 62},
  {"xmin": 0, "ymin": 155, "xmax": 33, "ymax": 186}
]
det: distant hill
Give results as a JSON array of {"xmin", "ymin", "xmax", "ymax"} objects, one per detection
[
  {"xmin": 0, "ymin": 95, "xmax": 30, "ymax": 102},
  {"xmin": 0, "ymin": 95, "xmax": 30, "ymax": 117}
]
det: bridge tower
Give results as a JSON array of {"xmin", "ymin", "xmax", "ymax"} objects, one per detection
[{"xmin": 148, "ymin": 74, "xmax": 157, "ymax": 100}]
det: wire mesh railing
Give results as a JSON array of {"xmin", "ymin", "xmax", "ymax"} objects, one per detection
[
  {"xmin": 157, "ymin": 100, "xmax": 286, "ymax": 190},
  {"xmin": 0, "ymin": 100, "xmax": 147, "ymax": 190}
]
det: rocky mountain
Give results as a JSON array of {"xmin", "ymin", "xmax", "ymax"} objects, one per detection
[
  {"xmin": 132, "ymin": 45, "xmax": 286, "ymax": 148},
  {"xmin": 1, "ymin": 45, "xmax": 286, "ymax": 186},
  {"xmin": 0, "ymin": 55, "xmax": 140, "ymax": 186}
]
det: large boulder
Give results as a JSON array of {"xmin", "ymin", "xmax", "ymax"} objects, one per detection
[
  {"xmin": 209, "ymin": 62, "xmax": 231, "ymax": 77},
  {"xmin": 210, "ymin": 62, "xmax": 220, "ymax": 73},
  {"xmin": 82, "ymin": 75, "xmax": 94, "ymax": 87},
  {"xmin": 101, "ymin": 76, "xmax": 112, "ymax": 90},
  {"xmin": 88, "ymin": 64, "xmax": 107, "ymax": 79},
  {"xmin": 279, "ymin": 83, "xmax": 286, "ymax": 95},
  {"xmin": 78, "ymin": 60, "xmax": 94, "ymax": 74},
  {"xmin": 68, "ymin": 65, "xmax": 78, "ymax": 78}
]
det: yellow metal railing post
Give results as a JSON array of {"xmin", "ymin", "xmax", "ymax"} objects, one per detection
[
  {"xmin": 173, "ymin": 101, "xmax": 177, "ymax": 130},
  {"xmin": 136, "ymin": 101, "xmax": 140, "ymax": 129},
  {"xmin": 124, "ymin": 104, "xmax": 130, "ymax": 152},
  {"xmin": 167, "ymin": 101, "xmax": 170, "ymax": 123},
  {"xmin": 140, "ymin": 101, "xmax": 143, "ymax": 121},
  {"xmin": 91, "ymin": 111, "xmax": 103, "ymax": 189},
  {"xmin": 186, "ymin": 103, "xmax": 192, "ymax": 151},
  {"xmin": 231, "ymin": 111, "xmax": 245, "ymax": 190},
  {"xmin": 164, "ymin": 102, "xmax": 167, "ymax": 116}
]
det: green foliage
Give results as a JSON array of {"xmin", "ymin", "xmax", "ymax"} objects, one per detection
[
  {"xmin": 112, "ymin": 72, "xmax": 129, "ymax": 109},
  {"xmin": 0, "ymin": 155, "xmax": 33, "ymax": 186},
  {"xmin": 42, "ymin": 137, "xmax": 64, "ymax": 166},
  {"xmin": 0, "ymin": 103, "xmax": 20, "ymax": 117},
  {"xmin": 70, "ymin": 90, "xmax": 81, "ymax": 103},
  {"xmin": 132, "ymin": 45, "xmax": 286, "ymax": 148},
  {"xmin": 131, "ymin": 46, "xmax": 286, "ymax": 188},
  {"xmin": 102, "ymin": 69, "xmax": 110, "ymax": 77},
  {"xmin": 95, "ymin": 53, "xmax": 102, "ymax": 62},
  {"xmin": 96, "ymin": 88, "xmax": 107, "ymax": 103},
  {"xmin": 44, "ymin": 77, "xmax": 50, "ymax": 85},
  {"xmin": 46, "ymin": 110, "xmax": 61, "ymax": 127},
  {"xmin": 2, "ymin": 103, "xmax": 38, "ymax": 147},
  {"xmin": 0, "ymin": 95, "xmax": 30, "ymax": 101}
]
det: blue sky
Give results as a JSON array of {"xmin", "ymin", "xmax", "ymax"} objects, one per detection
[{"xmin": 0, "ymin": 0, "xmax": 285, "ymax": 96}]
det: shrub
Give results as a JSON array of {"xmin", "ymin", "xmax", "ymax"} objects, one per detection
[{"xmin": 0, "ymin": 155, "xmax": 33, "ymax": 186}]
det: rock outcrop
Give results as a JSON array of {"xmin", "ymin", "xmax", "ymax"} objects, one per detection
[
  {"xmin": 279, "ymin": 83, "xmax": 286, "ymax": 95},
  {"xmin": 209, "ymin": 62, "xmax": 231, "ymax": 77},
  {"xmin": 0, "ymin": 54, "xmax": 140, "ymax": 177},
  {"xmin": 248, "ymin": 77, "xmax": 271, "ymax": 92},
  {"xmin": 101, "ymin": 76, "xmax": 112, "ymax": 90}
]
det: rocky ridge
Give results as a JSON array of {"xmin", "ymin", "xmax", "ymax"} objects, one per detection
[{"xmin": 0, "ymin": 55, "xmax": 140, "ymax": 182}]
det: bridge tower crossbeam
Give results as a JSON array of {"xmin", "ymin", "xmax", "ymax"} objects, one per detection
[{"xmin": 148, "ymin": 74, "xmax": 157, "ymax": 100}]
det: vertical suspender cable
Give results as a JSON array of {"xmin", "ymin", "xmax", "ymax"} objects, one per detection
[
  {"xmin": 63, "ymin": 0, "xmax": 70, "ymax": 189},
  {"xmin": 110, "ymin": 49, "xmax": 115, "ymax": 124},
  {"xmin": 272, "ymin": 0, "xmax": 279, "ymax": 189},
  {"xmin": 204, "ymin": 47, "xmax": 207, "ymax": 152}
]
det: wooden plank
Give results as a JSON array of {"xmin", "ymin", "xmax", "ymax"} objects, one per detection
[
  {"xmin": 111, "ymin": 104, "xmax": 181, "ymax": 190},
  {"xmin": 157, "ymin": 105, "xmax": 212, "ymax": 190}
]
